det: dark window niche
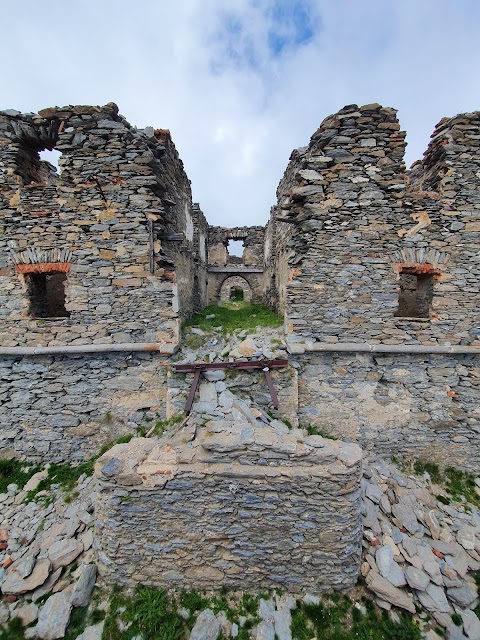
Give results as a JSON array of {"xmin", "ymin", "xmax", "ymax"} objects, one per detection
[
  {"xmin": 26, "ymin": 272, "xmax": 70, "ymax": 318},
  {"xmin": 395, "ymin": 272, "xmax": 434, "ymax": 318},
  {"xmin": 230, "ymin": 287, "xmax": 244, "ymax": 301}
]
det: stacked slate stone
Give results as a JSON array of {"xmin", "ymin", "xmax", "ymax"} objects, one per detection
[
  {"xmin": 362, "ymin": 455, "xmax": 480, "ymax": 639},
  {"xmin": 270, "ymin": 103, "xmax": 480, "ymax": 348},
  {"xmin": 0, "ymin": 103, "xmax": 209, "ymax": 461},
  {"xmin": 207, "ymin": 225, "xmax": 266, "ymax": 305},
  {"xmin": 0, "ymin": 103, "xmax": 206, "ymax": 349},
  {"xmin": 296, "ymin": 350, "xmax": 480, "ymax": 474},
  {"xmin": 408, "ymin": 112, "xmax": 480, "ymax": 345},
  {"xmin": 262, "ymin": 104, "xmax": 480, "ymax": 473},
  {"xmin": 95, "ymin": 383, "xmax": 363, "ymax": 594},
  {"xmin": 0, "ymin": 352, "xmax": 168, "ymax": 463}
]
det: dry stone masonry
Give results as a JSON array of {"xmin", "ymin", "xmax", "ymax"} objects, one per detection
[
  {"xmin": 94, "ymin": 397, "xmax": 363, "ymax": 593},
  {"xmin": 268, "ymin": 104, "xmax": 479, "ymax": 346},
  {"xmin": 207, "ymin": 225, "xmax": 266, "ymax": 305},
  {"xmin": 1, "ymin": 101, "xmax": 479, "ymax": 469},
  {"xmin": 0, "ymin": 101, "xmax": 479, "ymax": 613},
  {"xmin": 0, "ymin": 432, "xmax": 478, "ymax": 639}
]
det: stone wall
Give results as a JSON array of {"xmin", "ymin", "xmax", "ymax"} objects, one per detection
[
  {"xmin": 0, "ymin": 352, "xmax": 167, "ymax": 463},
  {"xmin": 0, "ymin": 104, "xmax": 207, "ymax": 349},
  {"xmin": 192, "ymin": 203, "xmax": 209, "ymax": 311},
  {"xmin": 296, "ymin": 352, "xmax": 480, "ymax": 473},
  {"xmin": 268, "ymin": 104, "xmax": 480, "ymax": 349},
  {"xmin": 207, "ymin": 271, "xmax": 265, "ymax": 305},
  {"xmin": 207, "ymin": 225, "xmax": 265, "ymax": 267},
  {"xmin": 207, "ymin": 225, "xmax": 266, "ymax": 305},
  {"xmin": 94, "ymin": 425, "xmax": 362, "ymax": 593}
]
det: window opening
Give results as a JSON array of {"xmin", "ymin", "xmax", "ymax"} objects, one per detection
[
  {"xmin": 395, "ymin": 272, "xmax": 433, "ymax": 318},
  {"xmin": 226, "ymin": 239, "xmax": 244, "ymax": 265},
  {"xmin": 39, "ymin": 149, "xmax": 62, "ymax": 178},
  {"xmin": 230, "ymin": 287, "xmax": 244, "ymax": 301},
  {"xmin": 26, "ymin": 272, "xmax": 69, "ymax": 318}
]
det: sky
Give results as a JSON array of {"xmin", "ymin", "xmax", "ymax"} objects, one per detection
[{"xmin": 2, "ymin": 0, "xmax": 480, "ymax": 227}]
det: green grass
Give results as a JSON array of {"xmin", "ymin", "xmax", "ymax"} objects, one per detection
[
  {"xmin": 410, "ymin": 460, "xmax": 480, "ymax": 508},
  {"xmin": 305, "ymin": 425, "xmax": 335, "ymax": 439},
  {"xmin": 147, "ymin": 414, "xmax": 185, "ymax": 438},
  {"xmin": 8, "ymin": 586, "xmax": 421, "ymax": 640},
  {"xmin": 290, "ymin": 595, "xmax": 422, "ymax": 640},
  {"xmin": 0, "ymin": 618, "xmax": 26, "ymax": 639},
  {"xmin": 179, "ymin": 589, "xmax": 210, "ymax": 621},
  {"xmin": 184, "ymin": 302, "xmax": 283, "ymax": 334},
  {"xmin": 101, "ymin": 586, "xmax": 264, "ymax": 640},
  {"xmin": 64, "ymin": 606, "xmax": 89, "ymax": 640},
  {"xmin": 451, "ymin": 613, "xmax": 462, "ymax": 627},
  {"xmin": 102, "ymin": 586, "xmax": 184, "ymax": 640},
  {"xmin": 0, "ymin": 459, "xmax": 41, "ymax": 494},
  {"xmin": 183, "ymin": 333, "xmax": 204, "ymax": 349}
]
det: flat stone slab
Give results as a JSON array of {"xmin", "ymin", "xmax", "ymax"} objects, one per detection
[
  {"xmin": 405, "ymin": 566, "xmax": 430, "ymax": 591},
  {"xmin": 366, "ymin": 570, "xmax": 416, "ymax": 613},
  {"xmin": 48, "ymin": 539, "xmax": 83, "ymax": 570},
  {"xmin": 2, "ymin": 558, "xmax": 51, "ymax": 595},
  {"xmin": 190, "ymin": 609, "xmax": 220, "ymax": 640},
  {"xmin": 36, "ymin": 591, "xmax": 72, "ymax": 640}
]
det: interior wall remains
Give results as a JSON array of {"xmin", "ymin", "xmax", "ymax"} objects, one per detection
[{"xmin": 267, "ymin": 104, "xmax": 480, "ymax": 350}]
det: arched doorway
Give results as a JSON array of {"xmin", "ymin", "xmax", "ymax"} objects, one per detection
[{"xmin": 219, "ymin": 276, "xmax": 252, "ymax": 303}]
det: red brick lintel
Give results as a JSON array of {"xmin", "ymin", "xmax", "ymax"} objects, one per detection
[
  {"xmin": 395, "ymin": 263, "xmax": 442, "ymax": 277},
  {"xmin": 14, "ymin": 262, "xmax": 71, "ymax": 274}
]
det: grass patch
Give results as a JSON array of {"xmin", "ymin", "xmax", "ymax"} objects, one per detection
[
  {"xmin": 61, "ymin": 587, "xmax": 423, "ymax": 640},
  {"xmin": 0, "ymin": 617, "xmax": 26, "ymax": 639},
  {"xmin": 147, "ymin": 414, "xmax": 185, "ymax": 438},
  {"xmin": 305, "ymin": 425, "xmax": 335, "ymax": 439},
  {"xmin": 183, "ymin": 333, "xmax": 204, "ymax": 349},
  {"xmin": 184, "ymin": 302, "xmax": 283, "ymax": 334},
  {"xmin": 179, "ymin": 589, "xmax": 210, "ymax": 621},
  {"xmin": 291, "ymin": 595, "xmax": 421, "ymax": 640},
  {"xmin": 0, "ymin": 459, "xmax": 41, "ymax": 494},
  {"xmin": 64, "ymin": 606, "xmax": 89, "ymax": 640},
  {"xmin": 409, "ymin": 460, "xmax": 480, "ymax": 508},
  {"xmin": 451, "ymin": 612, "xmax": 462, "ymax": 626},
  {"xmin": 102, "ymin": 586, "xmax": 184, "ymax": 640},
  {"xmin": 24, "ymin": 459, "xmax": 96, "ymax": 503},
  {"xmin": 20, "ymin": 585, "xmax": 422, "ymax": 640}
]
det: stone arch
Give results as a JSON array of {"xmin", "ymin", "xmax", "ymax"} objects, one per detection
[{"xmin": 219, "ymin": 276, "xmax": 252, "ymax": 303}]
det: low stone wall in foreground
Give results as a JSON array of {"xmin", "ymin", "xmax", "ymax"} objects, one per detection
[{"xmin": 94, "ymin": 423, "xmax": 363, "ymax": 593}]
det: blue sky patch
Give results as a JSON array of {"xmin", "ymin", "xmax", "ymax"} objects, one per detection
[
  {"xmin": 210, "ymin": 0, "xmax": 318, "ymax": 74},
  {"xmin": 266, "ymin": 1, "xmax": 316, "ymax": 56}
]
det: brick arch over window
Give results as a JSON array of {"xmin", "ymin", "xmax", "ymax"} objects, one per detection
[{"xmin": 219, "ymin": 276, "xmax": 252, "ymax": 303}]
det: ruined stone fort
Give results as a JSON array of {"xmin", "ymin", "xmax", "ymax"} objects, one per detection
[{"xmin": 0, "ymin": 101, "xmax": 479, "ymax": 593}]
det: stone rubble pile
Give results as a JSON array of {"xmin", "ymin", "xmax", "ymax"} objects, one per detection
[
  {"xmin": 1, "ymin": 395, "xmax": 478, "ymax": 639},
  {"xmin": 179, "ymin": 325, "xmax": 287, "ymax": 364},
  {"xmin": 171, "ymin": 326, "xmax": 298, "ymax": 427},
  {"xmin": 361, "ymin": 456, "xmax": 480, "ymax": 639},
  {"xmin": 0, "ymin": 473, "xmax": 101, "ymax": 639}
]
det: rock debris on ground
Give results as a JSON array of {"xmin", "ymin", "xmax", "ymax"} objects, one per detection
[{"xmin": 0, "ymin": 374, "xmax": 478, "ymax": 639}]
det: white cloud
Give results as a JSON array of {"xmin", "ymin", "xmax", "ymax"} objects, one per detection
[{"xmin": 2, "ymin": 0, "xmax": 480, "ymax": 226}]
